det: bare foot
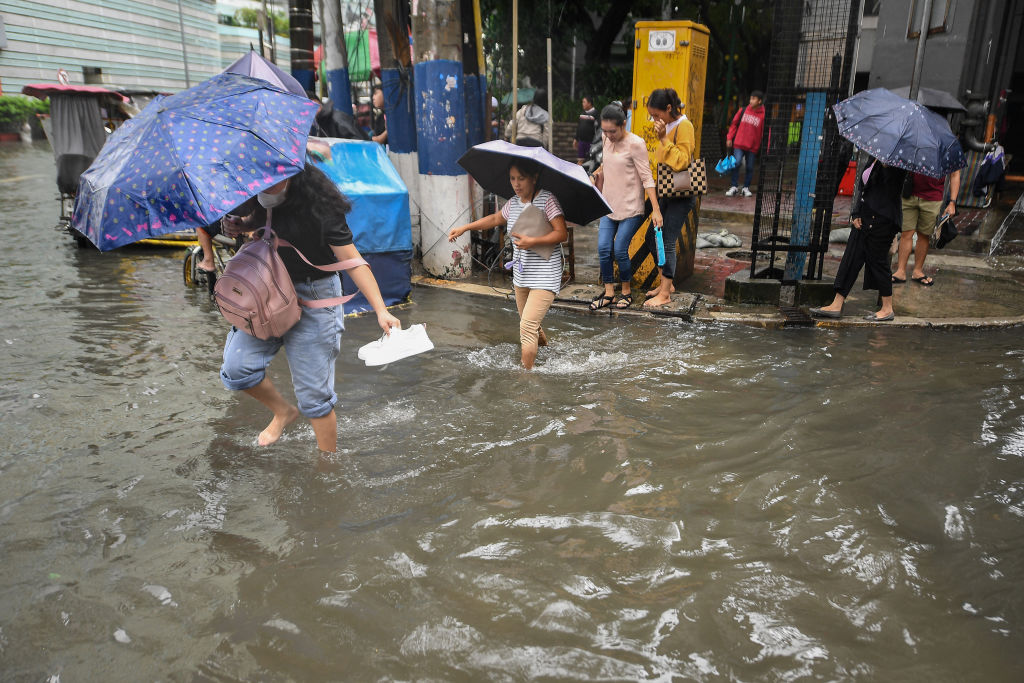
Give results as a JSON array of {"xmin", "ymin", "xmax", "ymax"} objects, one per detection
[
  {"xmin": 643, "ymin": 293, "xmax": 672, "ymax": 308},
  {"xmin": 537, "ymin": 328, "xmax": 548, "ymax": 347},
  {"xmin": 257, "ymin": 405, "xmax": 300, "ymax": 446},
  {"xmin": 197, "ymin": 259, "xmax": 215, "ymax": 272}
]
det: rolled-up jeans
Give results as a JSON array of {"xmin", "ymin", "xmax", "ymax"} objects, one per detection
[
  {"xmin": 598, "ymin": 214, "xmax": 644, "ymax": 284},
  {"xmin": 220, "ymin": 275, "xmax": 345, "ymax": 418},
  {"xmin": 645, "ymin": 195, "xmax": 694, "ymax": 280},
  {"xmin": 514, "ymin": 286, "xmax": 555, "ymax": 355}
]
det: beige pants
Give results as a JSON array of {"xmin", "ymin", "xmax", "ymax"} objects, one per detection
[{"xmin": 514, "ymin": 286, "xmax": 555, "ymax": 353}]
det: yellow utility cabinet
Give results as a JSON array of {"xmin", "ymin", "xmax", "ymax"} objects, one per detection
[{"xmin": 627, "ymin": 20, "xmax": 710, "ymax": 288}]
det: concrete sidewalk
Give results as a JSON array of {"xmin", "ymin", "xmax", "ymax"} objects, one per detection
[{"xmin": 415, "ymin": 182, "xmax": 1024, "ymax": 329}]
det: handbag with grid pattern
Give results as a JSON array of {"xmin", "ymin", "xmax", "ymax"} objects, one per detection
[{"xmin": 655, "ymin": 122, "xmax": 707, "ymax": 198}]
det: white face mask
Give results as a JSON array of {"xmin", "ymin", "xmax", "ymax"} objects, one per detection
[{"xmin": 257, "ymin": 188, "xmax": 287, "ymax": 208}]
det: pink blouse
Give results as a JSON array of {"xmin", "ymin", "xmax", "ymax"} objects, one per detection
[{"xmin": 601, "ymin": 131, "xmax": 655, "ymax": 220}]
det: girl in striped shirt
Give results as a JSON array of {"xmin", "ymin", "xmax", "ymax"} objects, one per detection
[{"xmin": 448, "ymin": 159, "xmax": 568, "ymax": 369}]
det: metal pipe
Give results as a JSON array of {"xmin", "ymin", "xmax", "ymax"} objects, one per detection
[
  {"xmin": 546, "ymin": 37, "xmax": 553, "ymax": 151},
  {"xmin": 176, "ymin": 0, "xmax": 192, "ymax": 87},
  {"xmin": 909, "ymin": 0, "xmax": 932, "ymax": 100},
  {"xmin": 510, "ymin": 0, "xmax": 518, "ymax": 142}
]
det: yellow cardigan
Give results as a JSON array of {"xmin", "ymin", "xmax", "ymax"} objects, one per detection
[{"xmin": 654, "ymin": 117, "xmax": 695, "ymax": 172}]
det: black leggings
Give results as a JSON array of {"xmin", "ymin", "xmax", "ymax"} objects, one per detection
[{"xmin": 833, "ymin": 211, "xmax": 899, "ymax": 298}]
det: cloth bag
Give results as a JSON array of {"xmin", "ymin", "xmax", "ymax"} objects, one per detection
[
  {"xmin": 511, "ymin": 203, "xmax": 557, "ymax": 259},
  {"xmin": 933, "ymin": 213, "xmax": 958, "ymax": 249},
  {"xmin": 657, "ymin": 157, "xmax": 707, "ymax": 198}
]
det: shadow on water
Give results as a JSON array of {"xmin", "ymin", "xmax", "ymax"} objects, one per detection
[{"xmin": 2, "ymin": 142, "xmax": 1024, "ymax": 681}]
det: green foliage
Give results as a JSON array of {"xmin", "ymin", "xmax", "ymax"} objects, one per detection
[
  {"xmin": 0, "ymin": 95, "xmax": 36, "ymax": 133},
  {"xmin": 233, "ymin": 7, "xmax": 289, "ymax": 36}
]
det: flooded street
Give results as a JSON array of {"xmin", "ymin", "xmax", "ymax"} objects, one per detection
[{"xmin": 3, "ymin": 142, "xmax": 1024, "ymax": 680}]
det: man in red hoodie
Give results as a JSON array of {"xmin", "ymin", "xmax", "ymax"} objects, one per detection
[{"xmin": 725, "ymin": 90, "xmax": 765, "ymax": 197}]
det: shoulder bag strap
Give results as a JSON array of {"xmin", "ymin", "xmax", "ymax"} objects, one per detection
[{"xmin": 260, "ymin": 209, "xmax": 370, "ymax": 308}]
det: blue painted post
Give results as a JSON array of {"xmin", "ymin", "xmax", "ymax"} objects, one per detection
[
  {"xmin": 323, "ymin": 0, "xmax": 352, "ymax": 115},
  {"xmin": 784, "ymin": 90, "xmax": 827, "ymax": 281},
  {"xmin": 412, "ymin": 0, "xmax": 472, "ymax": 278}
]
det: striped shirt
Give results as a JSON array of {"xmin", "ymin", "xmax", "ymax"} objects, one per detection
[{"xmin": 501, "ymin": 190, "xmax": 564, "ymax": 292}]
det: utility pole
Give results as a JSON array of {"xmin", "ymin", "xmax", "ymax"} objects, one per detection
[
  {"xmin": 288, "ymin": 0, "xmax": 316, "ymax": 91},
  {"xmin": 412, "ymin": 0, "xmax": 472, "ymax": 278},
  {"xmin": 374, "ymin": 0, "xmax": 420, "ymax": 242},
  {"xmin": 323, "ymin": 0, "xmax": 352, "ymax": 114},
  {"xmin": 909, "ymin": 0, "xmax": 933, "ymax": 100}
]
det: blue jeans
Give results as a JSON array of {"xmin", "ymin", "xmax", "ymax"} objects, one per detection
[
  {"xmin": 598, "ymin": 214, "xmax": 644, "ymax": 284},
  {"xmin": 730, "ymin": 147, "xmax": 756, "ymax": 188},
  {"xmin": 220, "ymin": 276, "xmax": 345, "ymax": 418},
  {"xmin": 645, "ymin": 196, "xmax": 694, "ymax": 280}
]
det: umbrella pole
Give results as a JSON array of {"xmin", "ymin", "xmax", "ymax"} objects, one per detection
[{"xmin": 510, "ymin": 0, "xmax": 518, "ymax": 142}]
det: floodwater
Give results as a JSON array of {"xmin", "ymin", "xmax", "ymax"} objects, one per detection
[{"xmin": 2, "ymin": 142, "xmax": 1024, "ymax": 681}]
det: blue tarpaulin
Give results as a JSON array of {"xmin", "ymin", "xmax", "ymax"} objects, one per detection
[{"xmin": 311, "ymin": 139, "xmax": 412, "ymax": 312}]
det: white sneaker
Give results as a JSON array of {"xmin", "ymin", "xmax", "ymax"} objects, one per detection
[
  {"xmin": 741, "ymin": 187, "xmax": 753, "ymax": 197},
  {"xmin": 360, "ymin": 324, "xmax": 434, "ymax": 366},
  {"xmin": 725, "ymin": 186, "xmax": 739, "ymax": 197}
]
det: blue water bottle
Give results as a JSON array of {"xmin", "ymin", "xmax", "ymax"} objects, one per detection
[{"xmin": 654, "ymin": 226, "xmax": 666, "ymax": 267}]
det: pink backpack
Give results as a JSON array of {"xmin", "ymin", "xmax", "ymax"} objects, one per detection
[{"xmin": 213, "ymin": 209, "xmax": 367, "ymax": 340}]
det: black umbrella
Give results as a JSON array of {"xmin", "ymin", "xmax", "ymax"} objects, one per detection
[
  {"xmin": 889, "ymin": 86, "xmax": 967, "ymax": 113},
  {"xmin": 457, "ymin": 140, "xmax": 612, "ymax": 225}
]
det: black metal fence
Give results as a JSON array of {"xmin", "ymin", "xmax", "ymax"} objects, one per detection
[{"xmin": 750, "ymin": 0, "xmax": 861, "ymax": 282}]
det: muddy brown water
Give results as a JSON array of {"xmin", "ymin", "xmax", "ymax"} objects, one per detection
[{"xmin": 2, "ymin": 142, "xmax": 1024, "ymax": 681}]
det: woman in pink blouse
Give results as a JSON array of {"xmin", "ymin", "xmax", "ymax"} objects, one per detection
[{"xmin": 589, "ymin": 104, "xmax": 663, "ymax": 310}]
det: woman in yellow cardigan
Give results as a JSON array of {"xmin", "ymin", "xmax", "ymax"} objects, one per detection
[{"xmin": 644, "ymin": 88, "xmax": 695, "ymax": 308}]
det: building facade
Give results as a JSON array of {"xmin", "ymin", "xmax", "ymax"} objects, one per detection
[{"xmin": 0, "ymin": 0, "xmax": 291, "ymax": 95}]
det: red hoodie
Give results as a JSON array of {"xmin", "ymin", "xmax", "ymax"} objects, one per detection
[{"xmin": 726, "ymin": 105, "xmax": 766, "ymax": 153}]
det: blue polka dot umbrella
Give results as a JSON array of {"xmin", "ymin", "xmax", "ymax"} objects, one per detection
[
  {"xmin": 833, "ymin": 88, "xmax": 966, "ymax": 179},
  {"xmin": 72, "ymin": 72, "xmax": 319, "ymax": 250}
]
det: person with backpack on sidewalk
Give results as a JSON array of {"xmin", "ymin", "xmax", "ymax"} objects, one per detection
[{"xmin": 724, "ymin": 90, "xmax": 766, "ymax": 197}]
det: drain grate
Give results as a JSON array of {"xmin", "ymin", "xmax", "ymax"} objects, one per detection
[{"xmin": 779, "ymin": 306, "xmax": 814, "ymax": 326}]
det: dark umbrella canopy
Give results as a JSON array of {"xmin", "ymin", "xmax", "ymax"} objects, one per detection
[
  {"xmin": 72, "ymin": 73, "xmax": 319, "ymax": 250},
  {"xmin": 457, "ymin": 140, "xmax": 611, "ymax": 225},
  {"xmin": 833, "ymin": 88, "xmax": 966, "ymax": 179},
  {"xmin": 224, "ymin": 49, "xmax": 307, "ymax": 97}
]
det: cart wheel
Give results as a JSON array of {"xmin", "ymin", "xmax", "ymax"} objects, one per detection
[{"xmin": 183, "ymin": 247, "xmax": 197, "ymax": 286}]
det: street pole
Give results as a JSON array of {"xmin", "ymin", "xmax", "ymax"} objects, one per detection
[
  {"xmin": 374, "ymin": 0, "xmax": 420, "ymax": 241},
  {"xmin": 546, "ymin": 37, "xmax": 553, "ymax": 151},
  {"xmin": 288, "ymin": 0, "xmax": 316, "ymax": 91},
  {"xmin": 176, "ymin": 0, "xmax": 192, "ymax": 88},
  {"xmin": 510, "ymin": 0, "xmax": 518, "ymax": 142},
  {"xmin": 412, "ymin": 0, "xmax": 471, "ymax": 278},
  {"xmin": 324, "ymin": 0, "xmax": 353, "ymax": 114},
  {"xmin": 909, "ymin": 0, "xmax": 933, "ymax": 100}
]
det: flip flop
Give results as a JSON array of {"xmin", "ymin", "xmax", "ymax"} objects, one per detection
[
  {"xmin": 891, "ymin": 275, "xmax": 906, "ymax": 283},
  {"xmin": 912, "ymin": 275, "xmax": 934, "ymax": 286},
  {"xmin": 615, "ymin": 294, "xmax": 633, "ymax": 309},
  {"xmin": 589, "ymin": 294, "xmax": 616, "ymax": 311}
]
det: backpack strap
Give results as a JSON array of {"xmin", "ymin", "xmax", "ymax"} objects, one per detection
[{"xmin": 257, "ymin": 208, "xmax": 370, "ymax": 309}]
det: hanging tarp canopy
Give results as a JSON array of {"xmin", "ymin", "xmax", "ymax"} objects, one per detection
[{"xmin": 310, "ymin": 137, "xmax": 412, "ymax": 310}]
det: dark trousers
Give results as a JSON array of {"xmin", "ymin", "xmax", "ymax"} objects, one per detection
[
  {"xmin": 833, "ymin": 210, "xmax": 899, "ymax": 298},
  {"xmin": 645, "ymin": 195, "xmax": 694, "ymax": 280}
]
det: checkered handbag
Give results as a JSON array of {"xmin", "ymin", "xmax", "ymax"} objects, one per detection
[{"xmin": 656, "ymin": 158, "xmax": 708, "ymax": 198}]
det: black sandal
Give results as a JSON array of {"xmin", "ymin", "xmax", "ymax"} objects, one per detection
[
  {"xmin": 590, "ymin": 294, "xmax": 615, "ymax": 311},
  {"xmin": 615, "ymin": 294, "xmax": 633, "ymax": 309}
]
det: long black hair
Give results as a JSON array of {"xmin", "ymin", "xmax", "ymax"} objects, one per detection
[{"xmin": 647, "ymin": 88, "xmax": 684, "ymax": 118}]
